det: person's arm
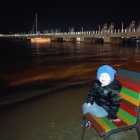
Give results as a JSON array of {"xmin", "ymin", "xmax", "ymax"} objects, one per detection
[{"xmin": 86, "ymin": 82, "xmax": 97, "ymax": 105}]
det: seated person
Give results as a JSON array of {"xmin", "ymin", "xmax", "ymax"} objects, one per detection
[{"xmin": 82, "ymin": 65, "xmax": 122, "ymax": 128}]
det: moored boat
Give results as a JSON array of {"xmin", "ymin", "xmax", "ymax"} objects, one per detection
[
  {"xmin": 30, "ymin": 13, "xmax": 51, "ymax": 43},
  {"xmin": 31, "ymin": 37, "xmax": 51, "ymax": 43}
]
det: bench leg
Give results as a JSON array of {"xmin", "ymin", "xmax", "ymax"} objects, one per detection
[
  {"xmin": 136, "ymin": 126, "xmax": 140, "ymax": 140},
  {"xmin": 81, "ymin": 119, "xmax": 86, "ymax": 140},
  {"xmin": 103, "ymin": 133, "xmax": 110, "ymax": 140}
]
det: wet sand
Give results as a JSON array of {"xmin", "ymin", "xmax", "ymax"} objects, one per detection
[{"xmin": 0, "ymin": 83, "xmax": 139, "ymax": 140}]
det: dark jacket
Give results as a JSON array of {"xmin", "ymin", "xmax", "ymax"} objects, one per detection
[{"xmin": 86, "ymin": 79, "xmax": 122, "ymax": 119}]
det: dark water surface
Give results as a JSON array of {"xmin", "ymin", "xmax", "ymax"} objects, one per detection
[{"xmin": 0, "ymin": 39, "xmax": 140, "ymax": 99}]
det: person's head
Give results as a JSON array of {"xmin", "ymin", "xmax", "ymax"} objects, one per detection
[{"xmin": 97, "ymin": 65, "xmax": 116, "ymax": 86}]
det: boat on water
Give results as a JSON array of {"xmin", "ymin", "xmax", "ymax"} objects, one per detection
[
  {"xmin": 31, "ymin": 36, "xmax": 51, "ymax": 43},
  {"xmin": 30, "ymin": 13, "xmax": 51, "ymax": 43}
]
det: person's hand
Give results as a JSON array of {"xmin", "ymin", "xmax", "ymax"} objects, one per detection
[
  {"xmin": 110, "ymin": 118, "xmax": 121, "ymax": 122},
  {"xmin": 87, "ymin": 103, "xmax": 91, "ymax": 107}
]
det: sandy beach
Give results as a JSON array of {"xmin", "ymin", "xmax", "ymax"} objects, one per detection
[{"xmin": 0, "ymin": 83, "xmax": 139, "ymax": 140}]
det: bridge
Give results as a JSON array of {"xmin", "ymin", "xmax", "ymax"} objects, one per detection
[{"xmin": 0, "ymin": 21, "xmax": 140, "ymax": 44}]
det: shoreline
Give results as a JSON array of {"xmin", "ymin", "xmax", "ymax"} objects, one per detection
[
  {"xmin": 0, "ymin": 80, "xmax": 91, "ymax": 107},
  {"xmin": 1, "ymin": 60, "xmax": 140, "ymax": 107}
]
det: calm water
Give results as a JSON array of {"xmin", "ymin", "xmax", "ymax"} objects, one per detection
[
  {"xmin": 0, "ymin": 40, "xmax": 140, "ymax": 73},
  {"xmin": 0, "ymin": 39, "xmax": 140, "ymax": 96}
]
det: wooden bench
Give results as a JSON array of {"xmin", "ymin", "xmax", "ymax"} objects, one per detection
[{"xmin": 82, "ymin": 69, "xmax": 140, "ymax": 140}]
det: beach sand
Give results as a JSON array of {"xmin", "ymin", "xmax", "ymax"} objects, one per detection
[{"xmin": 0, "ymin": 83, "xmax": 139, "ymax": 140}]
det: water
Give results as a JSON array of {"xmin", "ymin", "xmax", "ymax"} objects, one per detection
[{"xmin": 0, "ymin": 39, "xmax": 140, "ymax": 101}]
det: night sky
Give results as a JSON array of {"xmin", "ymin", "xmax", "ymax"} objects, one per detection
[{"xmin": 0, "ymin": 0, "xmax": 139, "ymax": 33}]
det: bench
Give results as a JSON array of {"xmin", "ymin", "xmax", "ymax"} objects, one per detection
[{"xmin": 82, "ymin": 69, "xmax": 140, "ymax": 140}]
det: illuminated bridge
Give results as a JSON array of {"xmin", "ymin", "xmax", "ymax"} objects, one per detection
[{"xmin": 0, "ymin": 21, "xmax": 140, "ymax": 44}]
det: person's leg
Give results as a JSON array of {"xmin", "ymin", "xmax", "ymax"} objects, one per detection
[
  {"xmin": 82, "ymin": 103, "xmax": 92, "ymax": 128},
  {"xmin": 82, "ymin": 102, "xmax": 108, "ymax": 129},
  {"xmin": 91, "ymin": 102, "xmax": 108, "ymax": 117},
  {"xmin": 82, "ymin": 103, "xmax": 92, "ymax": 115},
  {"xmin": 82, "ymin": 102, "xmax": 108, "ymax": 117}
]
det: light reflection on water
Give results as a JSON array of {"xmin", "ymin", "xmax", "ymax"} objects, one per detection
[
  {"xmin": 29, "ymin": 42, "xmax": 140, "ymax": 69},
  {"xmin": 0, "ymin": 40, "xmax": 140, "ymax": 85},
  {"xmin": 29, "ymin": 42, "xmax": 140, "ymax": 61}
]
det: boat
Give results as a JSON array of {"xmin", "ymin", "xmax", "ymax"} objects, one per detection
[
  {"xmin": 30, "ymin": 13, "xmax": 51, "ymax": 43},
  {"xmin": 31, "ymin": 37, "xmax": 51, "ymax": 43}
]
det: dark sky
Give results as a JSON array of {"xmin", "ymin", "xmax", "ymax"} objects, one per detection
[{"xmin": 0, "ymin": 0, "xmax": 139, "ymax": 33}]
